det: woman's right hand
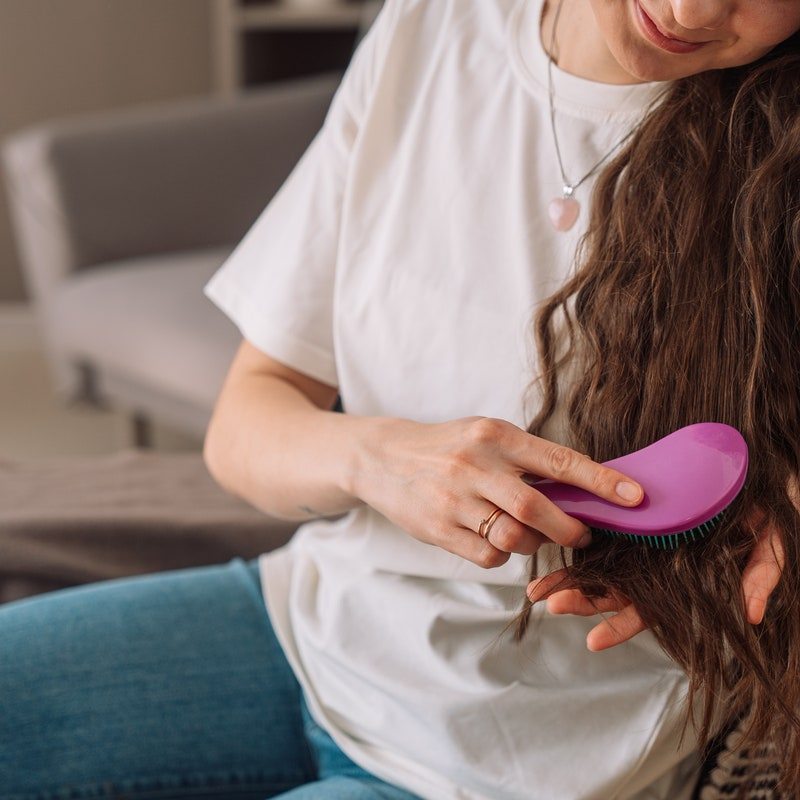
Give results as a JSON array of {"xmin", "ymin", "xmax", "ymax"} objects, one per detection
[{"xmin": 350, "ymin": 415, "xmax": 645, "ymax": 569}]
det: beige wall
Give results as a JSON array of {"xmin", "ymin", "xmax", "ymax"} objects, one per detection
[{"xmin": 0, "ymin": 0, "xmax": 214, "ymax": 303}]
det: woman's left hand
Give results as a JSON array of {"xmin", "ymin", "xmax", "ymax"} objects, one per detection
[{"xmin": 526, "ymin": 504, "xmax": 786, "ymax": 651}]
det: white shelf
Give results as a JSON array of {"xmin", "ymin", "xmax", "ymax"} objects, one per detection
[{"xmin": 237, "ymin": 4, "xmax": 364, "ymax": 29}]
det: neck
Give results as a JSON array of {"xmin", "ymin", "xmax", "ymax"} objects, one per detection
[{"xmin": 540, "ymin": 0, "xmax": 644, "ymax": 85}]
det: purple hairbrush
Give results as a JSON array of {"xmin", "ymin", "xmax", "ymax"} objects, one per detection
[{"xmin": 526, "ymin": 422, "xmax": 749, "ymax": 549}]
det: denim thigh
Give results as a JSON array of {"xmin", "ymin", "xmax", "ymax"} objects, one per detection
[
  {"xmin": 0, "ymin": 557, "xmax": 316, "ymax": 799},
  {"xmin": 0, "ymin": 556, "xmax": 422, "ymax": 800}
]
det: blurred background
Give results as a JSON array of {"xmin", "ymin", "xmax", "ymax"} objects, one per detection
[{"xmin": 0, "ymin": 0, "xmax": 378, "ymax": 460}]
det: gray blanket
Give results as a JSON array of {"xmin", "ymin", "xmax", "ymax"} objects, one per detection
[{"xmin": 0, "ymin": 448, "xmax": 300, "ymax": 603}]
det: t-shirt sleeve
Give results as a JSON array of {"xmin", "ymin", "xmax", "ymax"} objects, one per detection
[{"xmin": 203, "ymin": 1, "xmax": 399, "ymax": 388}]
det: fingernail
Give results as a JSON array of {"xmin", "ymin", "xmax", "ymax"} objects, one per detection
[
  {"xmin": 615, "ymin": 481, "xmax": 642, "ymax": 502},
  {"xmin": 577, "ymin": 531, "xmax": 592, "ymax": 548}
]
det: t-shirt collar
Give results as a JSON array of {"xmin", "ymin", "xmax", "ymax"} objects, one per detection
[{"xmin": 507, "ymin": 0, "xmax": 672, "ymax": 117}]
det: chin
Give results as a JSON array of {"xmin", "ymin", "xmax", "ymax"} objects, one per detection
[
  {"xmin": 618, "ymin": 53, "xmax": 679, "ymax": 82},
  {"xmin": 609, "ymin": 36, "xmax": 704, "ymax": 82},
  {"xmin": 596, "ymin": 1, "xmax": 713, "ymax": 83}
]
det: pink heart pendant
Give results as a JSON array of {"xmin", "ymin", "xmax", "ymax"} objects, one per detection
[{"xmin": 548, "ymin": 196, "xmax": 580, "ymax": 231}]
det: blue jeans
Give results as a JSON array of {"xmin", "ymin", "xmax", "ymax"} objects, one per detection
[{"xmin": 0, "ymin": 557, "xmax": 422, "ymax": 800}]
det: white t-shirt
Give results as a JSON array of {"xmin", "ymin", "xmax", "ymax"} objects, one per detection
[{"xmin": 203, "ymin": 1, "xmax": 705, "ymax": 797}]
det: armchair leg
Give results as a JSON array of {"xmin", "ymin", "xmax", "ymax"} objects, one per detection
[
  {"xmin": 64, "ymin": 364, "xmax": 155, "ymax": 449},
  {"xmin": 131, "ymin": 412, "xmax": 154, "ymax": 449},
  {"xmin": 66, "ymin": 361, "xmax": 109, "ymax": 409}
]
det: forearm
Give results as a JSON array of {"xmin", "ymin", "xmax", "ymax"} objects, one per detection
[{"xmin": 203, "ymin": 372, "xmax": 375, "ymax": 521}]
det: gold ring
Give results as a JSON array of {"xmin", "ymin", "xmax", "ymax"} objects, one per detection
[{"xmin": 478, "ymin": 507, "xmax": 503, "ymax": 539}]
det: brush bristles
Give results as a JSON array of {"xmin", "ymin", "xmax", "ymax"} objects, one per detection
[{"xmin": 590, "ymin": 509, "xmax": 729, "ymax": 549}]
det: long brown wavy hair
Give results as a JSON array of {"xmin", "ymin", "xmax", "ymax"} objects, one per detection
[{"xmin": 506, "ymin": 30, "xmax": 800, "ymax": 799}]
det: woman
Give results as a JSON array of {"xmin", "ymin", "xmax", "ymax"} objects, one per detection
[{"xmin": 2, "ymin": 1, "xmax": 798, "ymax": 798}]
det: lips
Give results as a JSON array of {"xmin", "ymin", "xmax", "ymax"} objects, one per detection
[
  {"xmin": 634, "ymin": 0, "xmax": 712, "ymax": 54},
  {"xmin": 642, "ymin": 5, "xmax": 707, "ymax": 44}
]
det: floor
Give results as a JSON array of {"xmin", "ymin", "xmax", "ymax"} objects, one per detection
[{"xmin": 0, "ymin": 345, "xmax": 202, "ymax": 461}]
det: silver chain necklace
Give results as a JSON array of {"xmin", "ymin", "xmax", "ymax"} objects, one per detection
[{"xmin": 546, "ymin": 0, "xmax": 641, "ymax": 231}]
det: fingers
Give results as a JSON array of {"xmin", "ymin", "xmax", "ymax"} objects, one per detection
[
  {"xmin": 483, "ymin": 517, "xmax": 547, "ymax": 555},
  {"xmin": 527, "ymin": 572, "xmax": 645, "ymax": 650},
  {"xmin": 526, "ymin": 568, "xmax": 574, "ymax": 602},
  {"xmin": 545, "ymin": 588, "xmax": 628, "ymax": 616},
  {"xmin": 477, "ymin": 451, "xmax": 643, "ymax": 550},
  {"xmin": 522, "ymin": 502, "xmax": 787, "ymax": 650},
  {"xmin": 456, "ymin": 500, "xmax": 546, "ymax": 556},
  {"xmin": 527, "ymin": 575, "xmax": 628, "ymax": 617},
  {"xmin": 586, "ymin": 604, "xmax": 647, "ymax": 651},
  {"xmin": 479, "ymin": 472, "xmax": 594, "ymax": 549},
  {"xmin": 742, "ymin": 514, "xmax": 785, "ymax": 625},
  {"xmin": 510, "ymin": 435, "xmax": 645, "ymax": 509},
  {"xmin": 439, "ymin": 525, "xmax": 513, "ymax": 570},
  {"xmin": 448, "ymin": 419, "xmax": 643, "ymax": 552}
]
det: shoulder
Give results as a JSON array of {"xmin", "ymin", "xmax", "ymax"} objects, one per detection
[
  {"xmin": 372, "ymin": 0, "xmax": 518, "ymax": 80},
  {"xmin": 350, "ymin": 0, "xmax": 519, "ymax": 133},
  {"xmin": 389, "ymin": 0, "xmax": 516, "ymax": 38}
]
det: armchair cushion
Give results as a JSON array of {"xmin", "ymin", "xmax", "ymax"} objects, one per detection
[{"xmin": 51, "ymin": 246, "xmax": 238, "ymax": 429}]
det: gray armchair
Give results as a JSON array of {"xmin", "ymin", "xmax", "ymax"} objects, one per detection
[{"xmin": 1, "ymin": 71, "xmax": 343, "ymax": 444}]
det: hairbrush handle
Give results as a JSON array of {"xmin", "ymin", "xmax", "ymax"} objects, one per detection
[{"xmin": 526, "ymin": 422, "xmax": 748, "ymax": 537}]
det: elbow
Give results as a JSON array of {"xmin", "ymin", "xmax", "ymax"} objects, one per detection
[
  {"xmin": 203, "ymin": 408, "xmax": 246, "ymax": 502},
  {"xmin": 202, "ymin": 413, "xmax": 227, "ymax": 488},
  {"xmin": 202, "ymin": 433, "xmax": 216, "ymax": 480}
]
